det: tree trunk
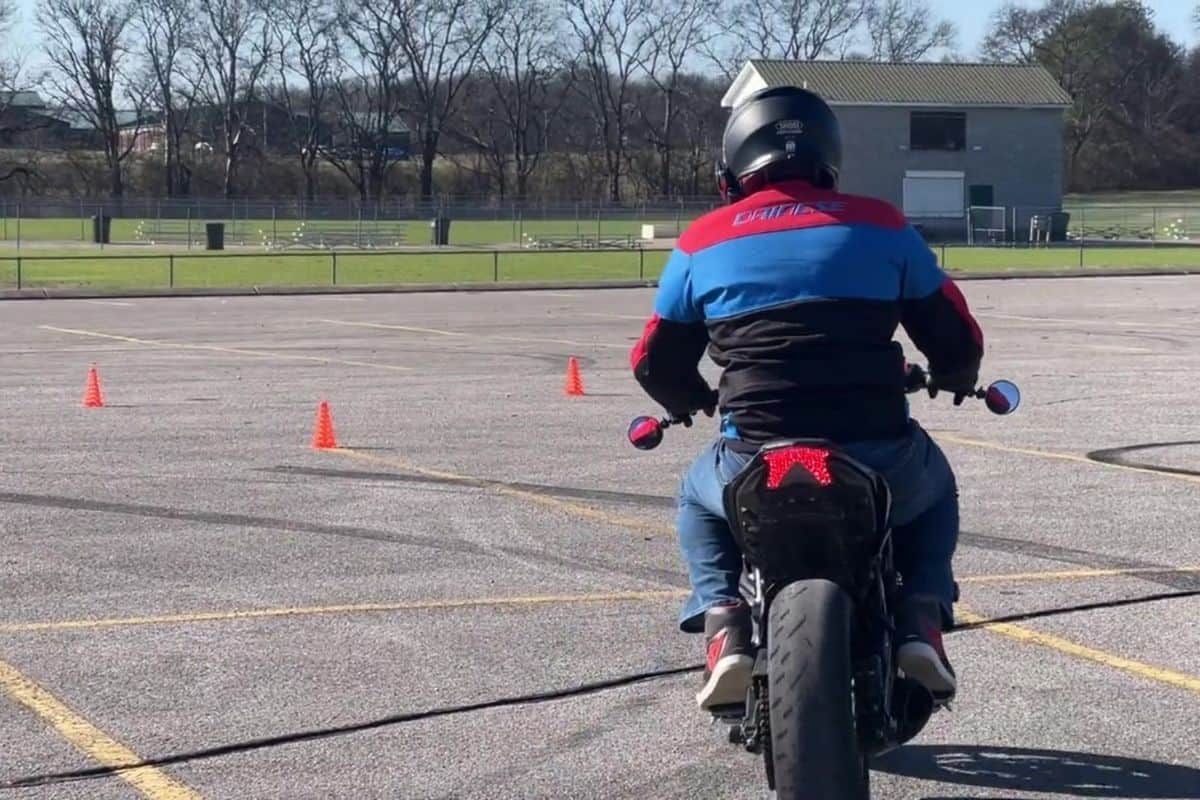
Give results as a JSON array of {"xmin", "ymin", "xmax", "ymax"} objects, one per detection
[
  {"xmin": 516, "ymin": 169, "xmax": 528, "ymax": 201},
  {"xmin": 110, "ymin": 161, "xmax": 123, "ymax": 199},
  {"xmin": 224, "ymin": 154, "xmax": 237, "ymax": 198},
  {"xmin": 303, "ymin": 154, "xmax": 317, "ymax": 202},
  {"xmin": 108, "ymin": 133, "xmax": 123, "ymax": 198},
  {"xmin": 420, "ymin": 129, "xmax": 438, "ymax": 199}
]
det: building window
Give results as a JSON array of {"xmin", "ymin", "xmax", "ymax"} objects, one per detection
[{"xmin": 910, "ymin": 111, "xmax": 966, "ymax": 151}]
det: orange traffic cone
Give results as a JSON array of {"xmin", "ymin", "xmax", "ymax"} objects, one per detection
[
  {"xmin": 564, "ymin": 357, "xmax": 585, "ymax": 396},
  {"xmin": 82, "ymin": 365, "xmax": 104, "ymax": 408},
  {"xmin": 311, "ymin": 400, "xmax": 338, "ymax": 449}
]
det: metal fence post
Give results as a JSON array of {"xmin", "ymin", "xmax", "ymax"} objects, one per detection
[
  {"xmin": 1152, "ymin": 206, "xmax": 1158, "ymax": 245},
  {"xmin": 187, "ymin": 207, "xmax": 192, "ymax": 250},
  {"xmin": 331, "ymin": 251, "xmax": 337, "ymax": 285},
  {"xmin": 639, "ymin": 247, "xmax": 645, "ymax": 279},
  {"xmin": 168, "ymin": 254, "xmax": 175, "ymax": 287},
  {"xmin": 15, "ymin": 255, "xmax": 20, "ymax": 289},
  {"xmin": 79, "ymin": 198, "xmax": 85, "ymax": 241},
  {"xmin": 493, "ymin": 250, "xmax": 499, "ymax": 282},
  {"xmin": 16, "ymin": 202, "xmax": 20, "ymax": 249}
]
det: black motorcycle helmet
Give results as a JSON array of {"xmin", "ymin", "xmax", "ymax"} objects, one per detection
[{"xmin": 716, "ymin": 85, "xmax": 843, "ymax": 202}]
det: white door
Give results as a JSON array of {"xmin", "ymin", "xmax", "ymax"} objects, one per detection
[{"xmin": 902, "ymin": 170, "xmax": 965, "ymax": 218}]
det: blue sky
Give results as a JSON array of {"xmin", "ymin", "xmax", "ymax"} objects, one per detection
[{"xmin": 5, "ymin": 0, "xmax": 1198, "ymax": 66}]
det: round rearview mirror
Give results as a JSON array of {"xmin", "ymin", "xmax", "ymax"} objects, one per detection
[
  {"xmin": 628, "ymin": 416, "xmax": 664, "ymax": 450},
  {"xmin": 984, "ymin": 380, "xmax": 1021, "ymax": 415}
]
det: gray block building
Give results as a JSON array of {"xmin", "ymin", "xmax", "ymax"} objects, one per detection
[{"xmin": 721, "ymin": 60, "xmax": 1073, "ymax": 241}]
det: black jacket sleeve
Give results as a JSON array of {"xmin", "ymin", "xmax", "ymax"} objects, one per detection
[
  {"xmin": 630, "ymin": 314, "xmax": 714, "ymax": 417},
  {"xmin": 901, "ymin": 276, "xmax": 984, "ymax": 376},
  {"xmin": 896, "ymin": 226, "xmax": 984, "ymax": 376}
]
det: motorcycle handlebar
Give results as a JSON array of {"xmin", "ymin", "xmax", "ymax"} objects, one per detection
[{"xmin": 627, "ymin": 365, "xmax": 1021, "ymax": 451}]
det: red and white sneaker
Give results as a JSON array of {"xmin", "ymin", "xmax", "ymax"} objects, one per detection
[
  {"xmin": 896, "ymin": 597, "xmax": 957, "ymax": 705},
  {"xmin": 696, "ymin": 601, "xmax": 754, "ymax": 710}
]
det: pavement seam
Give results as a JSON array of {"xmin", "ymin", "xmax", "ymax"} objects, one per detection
[{"xmin": 0, "ymin": 656, "xmax": 202, "ymax": 799}]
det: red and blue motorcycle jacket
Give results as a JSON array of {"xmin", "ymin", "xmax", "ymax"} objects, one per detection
[{"xmin": 630, "ymin": 180, "xmax": 984, "ymax": 448}]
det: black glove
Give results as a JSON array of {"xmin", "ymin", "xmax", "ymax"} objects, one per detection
[
  {"xmin": 668, "ymin": 387, "xmax": 718, "ymax": 424},
  {"xmin": 927, "ymin": 364, "xmax": 979, "ymax": 406}
]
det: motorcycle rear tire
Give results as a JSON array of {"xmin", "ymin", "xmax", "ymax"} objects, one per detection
[{"xmin": 767, "ymin": 579, "xmax": 868, "ymax": 800}]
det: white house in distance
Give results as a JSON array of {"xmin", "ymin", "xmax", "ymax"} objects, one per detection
[{"xmin": 721, "ymin": 60, "xmax": 1073, "ymax": 241}]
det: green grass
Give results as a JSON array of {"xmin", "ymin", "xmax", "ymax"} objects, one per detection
[
  {"xmin": 940, "ymin": 244, "xmax": 1200, "ymax": 271},
  {"xmin": 2, "ymin": 244, "xmax": 1197, "ymax": 292},
  {"xmin": 0, "ymin": 214, "xmax": 695, "ymax": 246},
  {"xmin": 0, "ymin": 248, "xmax": 674, "ymax": 290}
]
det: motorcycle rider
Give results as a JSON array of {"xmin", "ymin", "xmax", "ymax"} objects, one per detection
[{"xmin": 630, "ymin": 85, "xmax": 983, "ymax": 711}]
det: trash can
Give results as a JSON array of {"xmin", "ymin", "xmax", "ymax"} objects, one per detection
[
  {"xmin": 1049, "ymin": 211, "xmax": 1071, "ymax": 242},
  {"xmin": 430, "ymin": 215, "xmax": 451, "ymax": 246},
  {"xmin": 205, "ymin": 222, "xmax": 225, "ymax": 251},
  {"xmin": 91, "ymin": 214, "xmax": 112, "ymax": 244}
]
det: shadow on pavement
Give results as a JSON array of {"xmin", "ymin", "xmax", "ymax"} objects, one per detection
[{"xmin": 874, "ymin": 744, "xmax": 1200, "ymax": 798}]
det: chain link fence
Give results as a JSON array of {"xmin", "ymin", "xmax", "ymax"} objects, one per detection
[{"xmin": 0, "ymin": 196, "xmax": 722, "ymax": 249}]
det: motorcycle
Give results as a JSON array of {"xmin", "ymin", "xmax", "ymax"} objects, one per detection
[{"xmin": 627, "ymin": 366, "xmax": 1021, "ymax": 799}]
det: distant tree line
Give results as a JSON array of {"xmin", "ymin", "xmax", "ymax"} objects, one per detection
[
  {"xmin": 0, "ymin": 0, "xmax": 961, "ymax": 202},
  {"xmin": 984, "ymin": 0, "xmax": 1200, "ymax": 193},
  {"xmin": 1, "ymin": 0, "xmax": 1198, "ymax": 201}
]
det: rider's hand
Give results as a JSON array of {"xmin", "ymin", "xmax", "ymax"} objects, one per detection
[
  {"xmin": 927, "ymin": 364, "xmax": 979, "ymax": 406},
  {"xmin": 697, "ymin": 387, "xmax": 719, "ymax": 417}
]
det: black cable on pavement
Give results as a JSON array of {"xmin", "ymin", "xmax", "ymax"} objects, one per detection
[
  {"xmin": 949, "ymin": 588, "xmax": 1200, "ymax": 632},
  {"xmin": 4, "ymin": 587, "xmax": 1197, "ymax": 790},
  {"xmin": 0, "ymin": 664, "xmax": 704, "ymax": 789}
]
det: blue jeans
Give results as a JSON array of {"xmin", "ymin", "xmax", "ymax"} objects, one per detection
[{"xmin": 675, "ymin": 420, "xmax": 959, "ymax": 633}]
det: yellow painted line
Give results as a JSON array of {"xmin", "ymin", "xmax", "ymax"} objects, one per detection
[
  {"xmin": 6, "ymin": 566, "xmax": 1196, "ymax": 636},
  {"xmin": 317, "ymin": 318, "xmax": 629, "ymax": 350},
  {"xmin": 334, "ymin": 447, "xmax": 668, "ymax": 536},
  {"xmin": 975, "ymin": 311, "xmax": 1196, "ymax": 332},
  {"xmin": 574, "ymin": 311, "xmax": 649, "ymax": 321},
  {"xmin": 936, "ymin": 432, "xmax": 1200, "ymax": 487},
  {"xmin": 958, "ymin": 608, "xmax": 1200, "ymax": 696},
  {"xmin": 960, "ymin": 565, "xmax": 1200, "ymax": 584},
  {"xmin": 0, "ymin": 656, "xmax": 201, "ymax": 798},
  {"xmin": 0, "ymin": 590, "xmax": 689, "ymax": 634},
  {"xmin": 39, "ymin": 326, "xmax": 411, "ymax": 372},
  {"xmin": 329, "ymin": 448, "xmax": 1200, "ymax": 696}
]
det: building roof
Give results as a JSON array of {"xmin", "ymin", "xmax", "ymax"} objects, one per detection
[
  {"xmin": 722, "ymin": 60, "xmax": 1073, "ymax": 110},
  {"xmin": 0, "ymin": 91, "xmax": 48, "ymax": 109}
]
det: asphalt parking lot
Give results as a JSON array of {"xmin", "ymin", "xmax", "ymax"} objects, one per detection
[{"xmin": 1, "ymin": 276, "xmax": 1199, "ymax": 799}]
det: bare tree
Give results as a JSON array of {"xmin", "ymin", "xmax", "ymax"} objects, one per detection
[
  {"xmin": 706, "ymin": 0, "xmax": 869, "ymax": 75},
  {"xmin": 193, "ymin": 0, "xmax": 273, "ymax": 197},
  {"xmin": 0, "ymin": 0, "xmax": 36, "ymax": 187},
  {"xmin": 37, "ymin": 0, "xmax": 144, "ymax": 198},
  {"xmin": 637, "ymin": 0, "xmax": 719, "ymax": 196},
  {"xmin": 396, "ymin": 0, "xmax": 505, "ymax": 199},
  {"xmin": 136, "ymin": 0, "xmax": 199, "ymax": 197},
  {"xmin": 864, "ymin": 0, "xmax": 955, "ymax": 61},
  {"xmin": 452, "ymin": 0, "xmax": 569, "ymax": 199},
  {"xmin": 565, "ymin": 0, "xmax": 654, "ymax": 202},
  {"xmin": 270, "ymin": 0, "xmax": 338, "ymax": 201},
  {"xmin": 327, "ymin": 0, "xmax": 407, "ymax": 201}
]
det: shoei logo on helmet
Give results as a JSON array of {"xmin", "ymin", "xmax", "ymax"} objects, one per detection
[
  {"xmin": 732, "ymin": 201, "xmax": 848, "ymax": 226},
  {"xmin": 775, "ymin": 119, "xmax": 804, "ymax": 134}
]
